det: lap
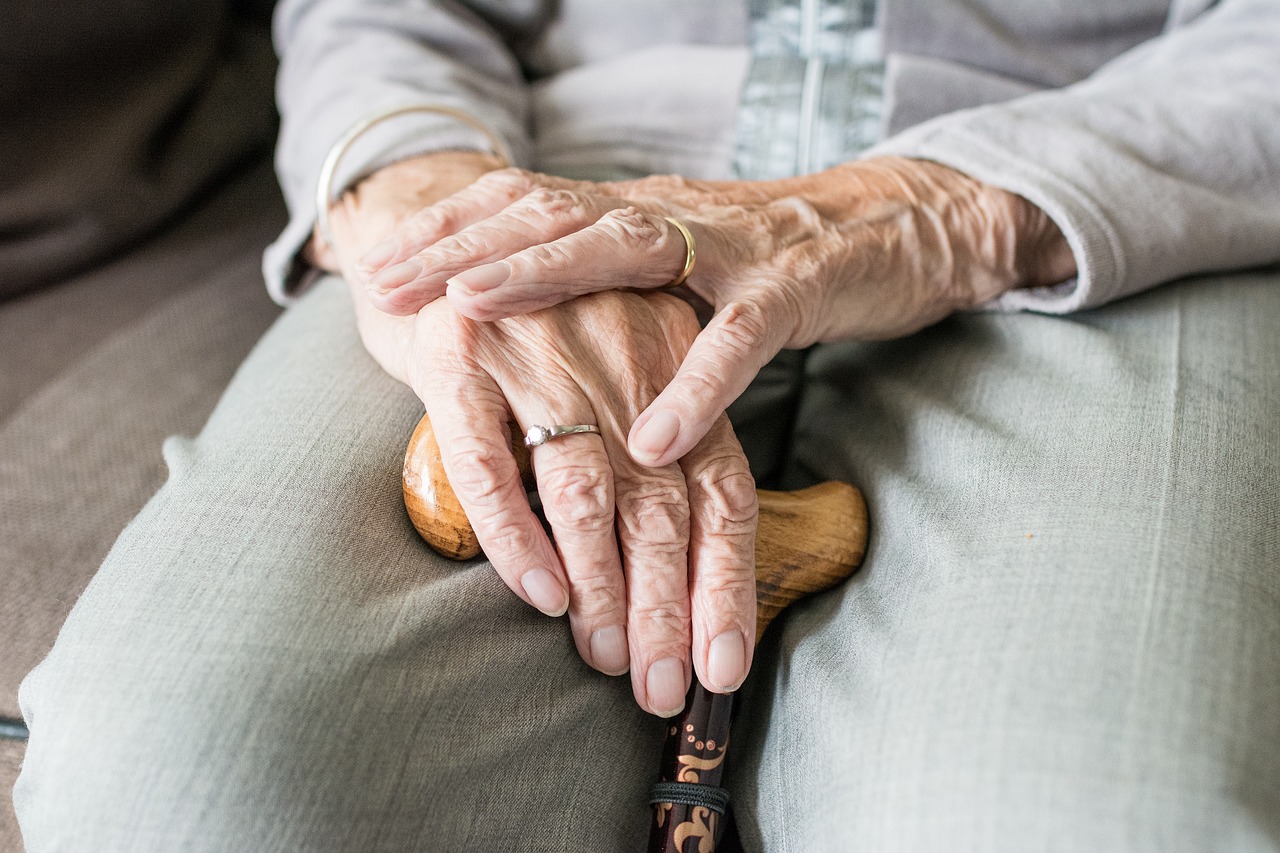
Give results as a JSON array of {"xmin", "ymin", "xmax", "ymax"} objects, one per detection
[
  {"xmin": 16, "ymin": 278, "xmax": 665, "ymax": 851},
  {"xmin": 16, "ymin": 268, "xmax": 1280, "ymax": 851},
  {"xmin": 735, "ymin": 270, "xmax": 1280, "ymax": 851}
]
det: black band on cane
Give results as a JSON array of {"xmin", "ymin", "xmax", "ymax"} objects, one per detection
[{"xmin": 649, "ymin": 781, "xmax": 731, "ymax": 815}]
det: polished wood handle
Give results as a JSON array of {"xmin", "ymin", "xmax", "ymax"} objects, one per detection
[{"xmin": 402, "ymin": 413, "xmax": 869, "ymax": 637}]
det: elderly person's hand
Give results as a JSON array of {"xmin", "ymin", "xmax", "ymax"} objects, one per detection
[
  {"xmin": 318, "ymin": 153, "xmax": 758, "ymax": 718},
  {"xmin": 357, "ymin": 158, "xmax": 1076, "ymax": 467}
]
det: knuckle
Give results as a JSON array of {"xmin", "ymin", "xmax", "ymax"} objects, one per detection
[
  {"xmin": 404, "ymin": 207, "xmax": 451, "ymax": 242},
  {"xmin": 481, "ymin": 524, "xmax": 542, "ymax": 562},
  {"xmin": 481, "ymin": 167, "xmax": 537, "ymax": 198},
  {"xmin": 631, "ymin": 601, "xmax": 691, "ymax": 636},
  {"xmin": 447, "ymin": 437, "xmax": 520, "ymax": 506},
  {"xmin": 518, "ymin": 239, "xmax": 578, "ymax": 274},
  {"xmin": 570, "ymin": 573, "xmax": 626, "ymax": 615},
  {"xmin": 693, "ymin": 465, "xmax": 758, "ymax": 535},
  {"xmin": 717, "ymin": 301, "xmax": 770, "ymax": 353},
  {"xmin": 763, "ymin": 275, "xmax": 814, "ymax": 333},
  {"xmin": 523, "ymin": 187, "xmax": 587, "ymax": 221},
  {"xmin": 667, "ymin": 366, "xmax": 723, "ymax": 411},
  {"xmin": 540, "ymin": 465, "xmax": 614, "ymax": 532},
  {"xmin": 699, "ymin": 577, "xmax": 757, "ymax": 628},
  {"xmin": 599, "ymin": 206, "xmax": 662, "ymax": 248},
  {"xmin": 577, "ymin": 288, "xmax": 631, "ymax": 316},
  {"xmin": 430, "ymin": 313, "xmax": 484, "ymax": 362},
  {"xmin": 702, "ymin": 569, "xmax": 756, "ymax": 604},
  {"xmin": 617, "ymin": 482, "xmax": 690, "ymax": 548},
  {"xmin": 438, "ymin": 228, "xmax": 491, "ymax": 262},
  {"xmin": 768, "ymin": 195, "xmax": 825, "ymax": 231},
  {"xmin": 667, "ymin": 303, "xmax": 771, "ymax": 401},
  {"xmin": 628, "ymin": 174, "xmax": 692, "ymax": 199}
]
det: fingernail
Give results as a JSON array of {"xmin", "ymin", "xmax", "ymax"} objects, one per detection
[
  {"xmin": 367, "ymin": 259, "xmax": 422, "ymax": 293},
  {"xmin": 646, "ymin": 657, "xmax": 687, "ymax": 717},
  {"xmin": 590, "ymin": 626, "xmax": 630, "ymax": 675},
  {"xmin": 708, "ymin": 631, "xmax": 747, "ymax": 692},
  {"xmin": 448, "ymin": 262, "xmax": 510, "ymax": 294},
  {"xmin": 631, "ymin": 411, "xmax": 681, "ymax": 462},
  {"xmin": 358, "ymin": 237, "xmax": 401, "ymax": 272},
  {"xmin": 521, "ymin": 569, "xmax": 568, "ymax": 617}
]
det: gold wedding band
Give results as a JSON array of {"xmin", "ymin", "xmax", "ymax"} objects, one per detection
[{"xmin": 661, "ymin": 216, "xmax": 697, "ymax": 289}]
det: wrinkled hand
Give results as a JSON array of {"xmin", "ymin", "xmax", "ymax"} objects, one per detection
[
  {"xmin": 322, "ymin": 153, "xmax": 758, "ymax": 717},
  {"xmin": 407, "ymin": 293, "xmax": 757, "ymax": 716},
  {"xmin": 358, "ymin": 157, "xmax": 1074, "ymax": 467}
]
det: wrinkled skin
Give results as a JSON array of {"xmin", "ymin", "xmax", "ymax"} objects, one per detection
[
  {"xmin": 359, "ymin": 157, "xmax": 1074, "ymax": 466},
  {"xmin": 317, "ymin": 152, "xmax": 757, "ymax": 718},
  {"xmin": 319, "ymin": 151, "xmax": 1073, "ymax": 716}
]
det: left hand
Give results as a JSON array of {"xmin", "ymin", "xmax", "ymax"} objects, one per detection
[{"xmin": 355, "ymin": 157, "xmax": 1075, "ymax": 468}]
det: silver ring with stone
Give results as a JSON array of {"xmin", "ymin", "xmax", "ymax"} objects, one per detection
[{"xmin": 523, "ymin": 424, "xmax": 602, "ymax": 447}]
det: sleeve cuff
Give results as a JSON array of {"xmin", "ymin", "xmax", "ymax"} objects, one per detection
[{"xmin": 262, "ymin": 214, "xmax": 322, "ymax": 305}]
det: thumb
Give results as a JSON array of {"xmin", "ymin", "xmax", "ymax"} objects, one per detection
[{"xmin": 628, "ymin": 299, "xmax": 785, "ymax": 468}]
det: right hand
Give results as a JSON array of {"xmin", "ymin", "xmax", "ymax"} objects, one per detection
[{"xmin": 322, "ymin": 154, "xmax": 759, "ymax": 717}]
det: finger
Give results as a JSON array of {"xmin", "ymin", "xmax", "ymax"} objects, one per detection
[
  {"xmin": 681, "ymin": 415, "xmax": 757, "ymax": 694},
  {"xmin": 359, "ymin": 168, "xmax": 541, "ymax": 275},
  {"xmin": 373, "ymin": 186, "xmax": 624, "ymax": 316},
  {"xmin": 424, "ymin": 376, "xmax": 570, "ymax": 618},
  {"xmin": 362, "ymin": 171, "xmax": 543, "ymax": 312},
  {"xmin": 611, "ymin": 457, "xmax": 694, "ymax": 717},
  {"xmin": 629, "ymin": 297, "xmax": 790, "ymax": 468},
  {"xmin": 506, "ymin": 395, "xmax": 631, "ymax": 677},
  {"xmin": 446, "ymin": 209, "xmax": 695, "ymax": 322}
]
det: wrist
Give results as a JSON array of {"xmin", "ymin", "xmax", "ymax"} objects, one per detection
[
  {"xmin": 308, "ymin": 150, "xmax": 506, "ymax": 272},
  {"xmin": 913, "ymin": 159, "xmax": 1076, "ymax": 300},
  {"xmin": 342, "ymin": 150, "xmax": 506, "ymax": 216},
  {"xmin": 887, "ymin": 158, "xmax": 1076, "ymax": 307},
  {"xmin": 1006, "ymin": 192, "xmax": 1076, "ymax": 290}
]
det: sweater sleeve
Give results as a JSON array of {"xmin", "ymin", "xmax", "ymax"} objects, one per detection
[
  {"xmin": 867, "ymin": 0, "xmax": 1280, "ymax": 314},
  {"xmin": 263, "ymin": 0, "xmax": 533, "ymax": 303}
]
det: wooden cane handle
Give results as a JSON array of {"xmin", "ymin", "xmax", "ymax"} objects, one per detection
[{"xmin": 403, "ymin": 413, "xmax": 868, "ymax": 640}]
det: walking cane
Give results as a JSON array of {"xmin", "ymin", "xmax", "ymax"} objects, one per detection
[{"xmin": 402, "ymin": 414, "xmax": 868, "ymax": 852}]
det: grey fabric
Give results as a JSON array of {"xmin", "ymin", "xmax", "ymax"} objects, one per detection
[
  {"xmin": 870, "ymin": 0, "xmax": 1280, "ymax": 314},
  {"xmin": 11, "ymin": 1, "xmax": 1280, "ymax": 849},
  {"xmin": 529, "ymin": 44, "xmax": 750, "ymax": 183},
  {"xmin": 0, "ymin": 161, "xmax": 284, "ymax": 721},
  {"xmin": 15, "ymin": 278, "xmax": 668, "ymax": 851},
  {"xmin": 14, "ymin": 267, "xmax": 1279, "ymax": 850},
  {"xmin": 735, "ymin": 270, "xmax": 1280, "ymax": 851},
  {"xmin": 265, "ymin": 0, "xmax": 1280, "ymax": 317},
  {"xmin": 265, "ymin": 0, "xmax": 750, "ymax": 300}
]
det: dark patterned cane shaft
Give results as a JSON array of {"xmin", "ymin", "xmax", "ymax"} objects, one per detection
[{"xmin": 648, "ymin": 684, "xmax": 734, "ymax": 853}]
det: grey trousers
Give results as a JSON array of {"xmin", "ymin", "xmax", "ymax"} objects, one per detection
[{"xmin": 15, "ymin": 269, "xmax": 1280, "ymax": 851}]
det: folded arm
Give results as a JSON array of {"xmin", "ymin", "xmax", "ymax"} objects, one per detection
[
  {"xmin": 355, "ymin": 0, "xmax": 1280, "ymax": 465},
  {"xmin": 870, "ymin": 0, "xmax": 1280, "ymax": 313}
]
